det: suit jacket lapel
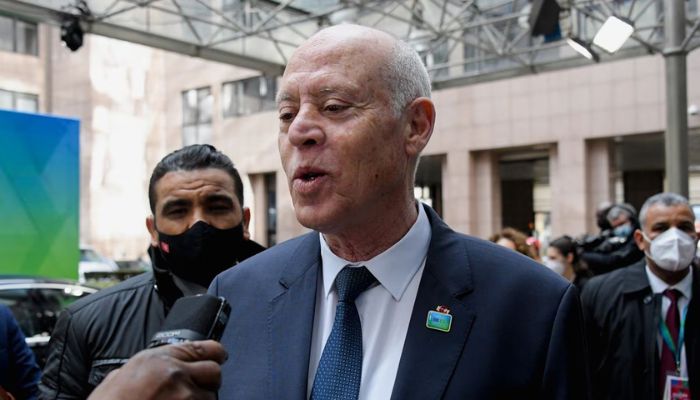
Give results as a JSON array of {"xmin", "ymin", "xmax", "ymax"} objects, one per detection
[
  {"xmin": 391, "ymin": 206, "xmax": 476, "ymax": 400},
  {"xmin": 267, "ymin": 233, "xmax": 320, "ymax": 400}
]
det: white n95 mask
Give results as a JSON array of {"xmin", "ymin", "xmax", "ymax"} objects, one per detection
[{"xmin": 643, "ymin": 227, "xmax": 696, "ymax": 272}]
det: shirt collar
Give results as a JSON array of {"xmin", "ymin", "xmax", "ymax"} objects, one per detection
[
  {"xmin": 319, "ymin": 202, "xmax": 432, "ymax": 301},
  {"xmin": 645, "ymin": 264, "xmax": 694, "ymax": 300}
]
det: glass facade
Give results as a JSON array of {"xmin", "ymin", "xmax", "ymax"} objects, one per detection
[
  {"xmin": 0, "ymin": 15, "xmax": 38, "ymax": 56},
  {"xmin": 0, "ymin": 89, "xmax": 38, "ymax": 112},
  {"xmin": 265, "ymin": 172, "xmax": 277, "ymax": 246},
  {"xmin": 222, "ymin": 76, "xmax": 277, "ymax": 118},
  {"xmin": 181, "ymin": 87, "xmax": 213, "ymax": 145}
]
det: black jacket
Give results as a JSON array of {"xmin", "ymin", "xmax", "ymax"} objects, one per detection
[
  {"xmin": 580, "ymin": 234, "xmax": 644, "ymax": 276},
  {"xmin": 39, "ymin": 240, "xmax": 265, "ymax": 399},
  {"xmin": 38, "ymin": 269, "xmax": 175, "ymax": 399},
  {"xmin": 581, "ymin": 260, "xmax": 700, "ymax": 400}
]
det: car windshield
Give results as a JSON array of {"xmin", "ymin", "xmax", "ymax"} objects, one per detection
[
  {"xmin": 0, "ymin": 286, "xmax": 93, "ymax": 338},
  {"xmin": 80, "ymin": 249, "xmax": 104, "ymax": 262}
]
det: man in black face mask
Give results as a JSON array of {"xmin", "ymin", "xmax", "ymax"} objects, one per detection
[
  {"xmin": 145, "ymin": 145, "xmax": 264, "ymax": 292},
  {"xmin": 40, "ymin": 144, "xmax": 264, "ymax": 399}
]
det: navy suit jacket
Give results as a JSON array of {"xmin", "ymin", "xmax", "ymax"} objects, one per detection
[
  {"xmin": 210, "ymin": 205, "xmax": 590, "ymax": 399},
  {"xmin": 0, "ymin": 304, "xmax": 40, "ymax": 399}
]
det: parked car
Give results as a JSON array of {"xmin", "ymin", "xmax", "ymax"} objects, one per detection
[
  {"xmin": 79, "ymin": 245, "xmax": 119, "ymax": 283},
  {"xmin": 0, "ymin": 276, "xmax": 98, "ymax": 368}
]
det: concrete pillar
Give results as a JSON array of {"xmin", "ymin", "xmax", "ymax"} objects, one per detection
[
  {"xmin": 586, "ymin": 139, "xmax": 614, "ymax": 233},
  {"xmin": 550, "ymin": 139, "xmax": 587, "ymax": 236},
  {"xmin": 442, "ymin": 150, "xmax": 471, "ymax": 234},
  {"xmin": 470, "ymin": 151, "xmax": 501, "ymax": 239}
]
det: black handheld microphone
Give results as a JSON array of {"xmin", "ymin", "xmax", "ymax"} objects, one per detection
[{"xmin": 148, "ymin": 294, "xmax": 231, "ymax": 348}]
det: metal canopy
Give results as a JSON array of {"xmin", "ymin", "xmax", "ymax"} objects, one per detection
[{"xmin": 1, "ymin": 0, "xmax": 699, "ymax": 86}]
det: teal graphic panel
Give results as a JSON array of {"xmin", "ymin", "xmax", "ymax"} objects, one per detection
[{"xmin": 0, "ymin": 109, "xmax": 79, "ymax": 279}]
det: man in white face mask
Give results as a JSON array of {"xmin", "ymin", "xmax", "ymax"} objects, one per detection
[{"xmin": 582, "ymin": 192, "xmax": 700, "ymax": 400}]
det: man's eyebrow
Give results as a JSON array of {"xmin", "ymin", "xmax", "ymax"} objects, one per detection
[
  {"xmin": 204, "ymin": 193, "xmax": 235, "ymax": 206},
  {"xmin": 276, "ymin": 86, "xmax": 360, "ymax": 105},
  {"xmin": 651, "ymin": 221, "xmax": 670, "ymax": 229},
  {"xmin": 161, "ymin": 198, "xmax": 191, "ymax": 212},
  {"xmin": 276, "ymin": 91, "xmax": 296, "ymax": 105}
]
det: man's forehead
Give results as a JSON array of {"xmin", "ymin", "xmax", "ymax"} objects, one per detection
[
  {"xmin": 283, "ymin": 26, "xmax": 393, "ymax": 77},
  {"xmin": 156, "ymin": 169, "xmax": 236, "ymax": 196},
  {"xmin": 646, "ymin": 203, "xmax": 694, "ymax": 221},
  {"xmin": 279, "ymin": 41, "xmax": 389, "ymax": 104},
  {"xmin": 303, "ymin": 24, "xmax": 396, "ymax": 49}
]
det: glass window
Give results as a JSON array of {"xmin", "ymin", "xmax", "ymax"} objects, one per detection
[
  {"xmin": 198, "ymin": 88, "xmax": 213, "ymax": 124},
  {"xmin": 222, "ymin": 76, "xmax": 277, "ymax": 118},
  {"xmin": 0, "ymin": 15, "xmax": 13, "ymax": 53},
  {"xmin": 182, "ymin": 87, "xmax": 212, "ymax": 145},
  {"xmin": 15, "ymin": 92, "xmax": 38, "ymax": 113},
  {"xmin": 0, "ymin": 16, "xmax": 38, "ymax": 55},
  {"xmin": 428, "ymin": 38, "xmax": 449, "ymax": 79},
  {"xmin": 80, "ymin": 248, "xmax": 103, "ymax": 263},
  {"xmin": 259, "ymin": 76, "xmax": 276, "ymax": 112},
  {"xmin": 0, "ymin": 286, "xmax": 93, "ymax": 339},
  {"xmin": 265, "ymin": 173, "xmax": 277, "ymax": 246},
  {"xmin": 0, "ymin": 89, "xmax": 39, "ymax": 112},
  {"xmin": 0, "ymin": 89, "xmax": 12, "ymax": 110},
  {"xmin": 197, "ymin": 124, "xmax": 212, "ymax": 144},
  {"xmin": 182, "ymin": 89, "xmax": 199, "ymax": 126},
  {"xmin": 16, "ymin": 20, "xmax": 38, "ymax": 56}
]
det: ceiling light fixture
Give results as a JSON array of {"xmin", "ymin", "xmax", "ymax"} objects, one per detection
[
  {"xmin": 567, "ymin": 36, "xmax": 599, "ymax": 62},
  {"xmin": 593, "ymin": 16, "xmax": 635, "ymax": 53}
]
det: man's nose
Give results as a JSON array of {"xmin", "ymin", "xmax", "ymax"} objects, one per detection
[
  {"xmin": 287, "ymin": 105, "xmax": 325, "ymax": 148},
  {"xmin": 189, "ymin": 208, "xmax": 207, "ymax": 228}
]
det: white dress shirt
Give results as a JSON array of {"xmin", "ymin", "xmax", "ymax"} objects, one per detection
[
  {"xmin": 645, "ymin": 265, "xmax": 693, "ymax": 377},
  {"xmin": 307, "ymin": 202, "xmax": 432, "ymax": 400}
]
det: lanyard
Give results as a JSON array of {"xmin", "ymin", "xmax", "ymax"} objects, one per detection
[{"xmin": 659, "ymin": 304, "xmax": 688, "ymax": 373}]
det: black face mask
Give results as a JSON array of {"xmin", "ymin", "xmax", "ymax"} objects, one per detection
[{"xmin": 155, "ymin": 220, "xmax": 244, "ymax": 287}]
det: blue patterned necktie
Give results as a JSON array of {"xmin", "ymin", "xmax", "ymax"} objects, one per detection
[{"xmin": 310, "ymin": 266, "xmax": 377, "ymax": 400}]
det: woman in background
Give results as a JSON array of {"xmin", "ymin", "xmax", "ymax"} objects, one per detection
[
  {"xmin": 490, "ymin": 227, "xmax": 539, "ymax": 260},
  {"xmin": 545, "ymin": 235, "xmax": 591, "ymax": 290}
]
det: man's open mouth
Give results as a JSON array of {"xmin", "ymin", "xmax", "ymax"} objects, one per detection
[
  {"xmin": 302, "ymin": 172, "xmax": 323, "ymax": 181},
  {"xmin": 294, "ymin": 167, "xmax": 327, "ymax": 182}
]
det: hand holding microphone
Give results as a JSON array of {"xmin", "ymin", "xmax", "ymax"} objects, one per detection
[
  {"xmin": 87, "ymin": 340, "xmax": 226, "ymax": 400},
  {"xmin": 88, "ymin": 294, "xmax": 231, "ymax": 400},
  {"xmin": 149, "ymin": 294, "xmax": 231, "ymax": 347}
]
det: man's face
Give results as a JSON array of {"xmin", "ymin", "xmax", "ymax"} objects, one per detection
[
  {"xmin": 610, "ymin": 214, "xmax": 630, "ymax": 229},
  {"xmin": 634, "ymin": 203, "xmax": 697, "ymax": 254},
  {"xmin": 277, "ymin": 33, "xmax": 411, "ymax": 233},
  {"xmin": 146, "ymin": 168, "xmax": 249, "ymax": 246}
]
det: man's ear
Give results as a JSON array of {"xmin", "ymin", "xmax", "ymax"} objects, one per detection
[
  {"xmin": 242, "ymin": 207, "xmax": 251, "ymax": 241},
  {"xmin": 633, "ymin": 228, "xmax": 646, "ymax": 251},
  {"xmin": 146, "ymin": 216, "xmax": 159, "ymax": 247},
  {"xmin": 404, "ymin": 97, "xmax": 436, "ymax": 158}
]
